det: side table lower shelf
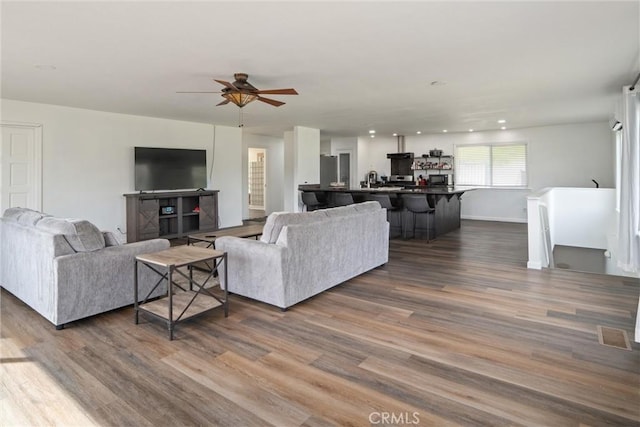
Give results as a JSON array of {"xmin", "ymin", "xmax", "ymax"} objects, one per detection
[{"xmin": 139, "ymin": 290, "xmax": 222, "ymax": 321}]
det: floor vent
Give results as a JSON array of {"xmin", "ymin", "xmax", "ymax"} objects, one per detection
[{"xmin": 597, "ymin": 326, "xmax": 632, "ymax": 351}]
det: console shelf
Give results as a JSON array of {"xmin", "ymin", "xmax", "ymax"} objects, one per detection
[{"xmin": 124, "ymin": 190, "xmax": 219, "ymax": 242}]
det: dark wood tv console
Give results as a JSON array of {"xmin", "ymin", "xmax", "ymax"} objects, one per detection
[{"xmin": 124, "ymin": 190, "xmax": 219, "ymax": 242}]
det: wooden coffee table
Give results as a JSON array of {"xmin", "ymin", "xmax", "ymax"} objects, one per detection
[
  {"xmin": 134, "ymin": 245, "xmax": 228, "ymax": 340},
  {"xmin": 187, "ymin": 223, "xmax": 264, "ymax": 248}
]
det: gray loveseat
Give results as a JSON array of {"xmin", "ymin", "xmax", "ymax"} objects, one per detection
[
  {"xmin": 216, "ymin": 201, "xmax": 389, "ymax": 310},
  {"xmin": 0, "ymin": 207, "xmax": 169, "ymax": 329}
]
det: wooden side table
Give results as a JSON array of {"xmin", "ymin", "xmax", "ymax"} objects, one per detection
[
  {"xmin": 134, "ymin": 245, "xmax": 228, "ymax": 340},
  {"xmin": 187, "ymin": 224, "xmax": 263, "ymax": 272},
  {"xmin": 187, "ymin": 223, "xmax": 264, "ymax": 248}
]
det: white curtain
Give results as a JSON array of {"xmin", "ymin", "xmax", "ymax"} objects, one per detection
[{"xmin": 618, "ymin": 86, "xmax": 640, "ymax": 273}]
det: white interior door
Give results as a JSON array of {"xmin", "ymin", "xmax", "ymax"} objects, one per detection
[{"xmin": 0, "ymin": 123, "xmax": 42, "ymax": 213}]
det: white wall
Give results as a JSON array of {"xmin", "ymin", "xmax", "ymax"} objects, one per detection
[
  {"xmin": 357, "ymin": 122, "xmax": 614, "ymax": 222},
  {"xmin": 549, "ymin": 187, "xmax": 616, "ymax": 248},
  {"xmin": 243, "ymin": 133, "xmax": 284, "ymax": 216},
  {"xmin": 283, "ymin": 126, "xmax": 320, "ymax": 212},
  {"xmin": 296, "ymin": 126, "xmax": 320, "ymax": 187},
  {"xmin": 212, "ymin": 126, "xmax": 243, "ymax": 228},
  {"xmin": 320, "ymin": 139, "xmax": 331, "ymax": 155},
  {"xmin": 283, "ymin": 131, "xmax": 294, "ymax": 212},
  {"xmin": 358, "ymin": 135, "xmax": 394, "ymax": 179},
  {"xmin": 0, "ymin": 99, "xmax": 243, "ymax": 233}
]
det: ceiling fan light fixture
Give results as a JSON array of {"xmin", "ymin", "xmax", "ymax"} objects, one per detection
[{"xmin": 223, "ymin": 92, "xmax": 258, "ymax": 108}]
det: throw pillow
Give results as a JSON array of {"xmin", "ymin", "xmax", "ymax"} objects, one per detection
[
  {"xmin": 260, "ymin": 211, "xmax": 326, "ymax": 244},
  {"xmin": 2, "ymin": 207, "xmax": 48, "ymax": 225},
  {"xmin": 36, "ymin": 217, "xmax": 106, "ymax": 252},
  {"xmin": 17, "ymin": 210, "xmax": 49, "ymax": 226}
]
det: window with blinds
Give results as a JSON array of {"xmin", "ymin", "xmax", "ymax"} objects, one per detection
[{"xmin": 455, "ymin": 143, "xmax": 528, "ymax": 187}]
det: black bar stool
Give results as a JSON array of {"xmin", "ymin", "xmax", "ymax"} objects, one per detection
[
  {"xmin": 367, "ymin": 193, "xmax": 402, "ymax": 238},
  {"xmin": 301, "ymin": 192, "xmax": 327, "ymax": 211},
  {"xmin": 402, "ymin": 194, "xmax": 435, "ymax": 241},
  {"xmin": 333, "ymin": 192, "xmax": 354, "ymax": 206}
]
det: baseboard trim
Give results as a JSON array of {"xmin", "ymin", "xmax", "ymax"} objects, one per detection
[
  {"xmin": 461, "ymin": 215, "xmax": 527, "ymax": 223},
  {"xmin": 527, "ymin": 261, "xmax": 542, "ymax": 269}
]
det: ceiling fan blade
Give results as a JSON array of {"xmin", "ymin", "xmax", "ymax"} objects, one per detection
[
  {"xmin": 216, "ymin": 99, "xmax": 230, "ymax": 106},
  {"xmin": 214, "ymin": 79, "xmax": 239, "ymax": 91},
  {"xmin": 176, "ymin": 91, "xmax": 221, "ymax": 93},
  {"xmin": 255, "ymin": 88, "xmax": 298, "ymax": 95},
  {"xmin": 257, "ymin": 96, "xmax": 285, "ymax": 107}
]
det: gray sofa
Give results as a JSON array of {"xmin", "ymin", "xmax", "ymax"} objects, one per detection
[
  {"xmin": 216, "ymin": 201, "xmax": 389, "ymax": 310},
  {"xmin": 0, "ymin": 207, "xmax": 169, "ymax": 328}
]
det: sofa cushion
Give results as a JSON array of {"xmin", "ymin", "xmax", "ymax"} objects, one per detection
[
  {"xmin": 353, "ymin": 201, "xmax": 382, "ymax": 212},
  {"xmin": 2, "ymin": 207, "xmax": 28, "ymax": 222},
  {"xmin": 260, "ymin": 210, "xmax": 327, "ymax": 244},
  {"xmin": 36, "ymin": 217, "xmax": 106, "ymax": 252},
  {"xmin": 324, "ymin": 205, "xmax": 358, "ymax": 218},
  {"xmin": 2, "ymin": 207, "xmax": 48, "ymax": 225},
  {"xmin": 17, "ymin": 210, "xmax": 49, "ymax": 226}
]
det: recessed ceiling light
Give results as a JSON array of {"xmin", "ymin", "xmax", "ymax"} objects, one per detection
[
  {"xmin": 34, "ymin": 64, "xmax": 56, "ymax": 70},
  {"xmin": 370, "ymin": 134, "xmax": 375, "ymax": 138},
  {"xmin": 369, "ymin": 130, "xmax": 376, "ymax": 134},
  {"xmin": 469, "ymin": 129, "xmax": 474, "ymax": 132},
  {"xmin": 442, "ymin": 130, "xmax": 448, "ymax": 133},
  {"xmin": 497, "ymin": 119, "xmax": 506, "ymax": 124},
  {"xmin": 501, "ymin": 126, "xmax": 507, "ymax": 130},
  {"xmin": 416, "ymin": 131, "xmax": 422, "ymax": 135},
  {"xmin": 392, "ymin": 133, "xmax": 398, "ymax": 137}
]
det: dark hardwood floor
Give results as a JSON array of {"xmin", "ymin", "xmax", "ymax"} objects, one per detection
[{"xmin": 2, "ymin": 220, "xmax": 639, "ymax": 426}]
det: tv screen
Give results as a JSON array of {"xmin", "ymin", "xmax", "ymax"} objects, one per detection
[{"xmin": 134, "ymin": 147, "xmax": 207, "ymax": 191}]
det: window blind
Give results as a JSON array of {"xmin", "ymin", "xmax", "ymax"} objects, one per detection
[{"xmin": 455, "ymin": 143, "xmax": 527, "ymax": 187}]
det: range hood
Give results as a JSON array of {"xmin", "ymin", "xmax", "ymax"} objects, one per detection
[
  {"xmin": 386, "ymin": 135, "xmax": 413, "ymax": 175},
  {"xmin": 386, "ymin": 135, "xmax": 412, "ymax": 159},
  {"xmin": 386, "ymin": 152, "xmax": 413, "ymax": 159}
]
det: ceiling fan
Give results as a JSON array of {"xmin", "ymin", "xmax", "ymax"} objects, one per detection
[{"xmin": 177, "ymin": 73, "xmax": 298, "ymax": 108}]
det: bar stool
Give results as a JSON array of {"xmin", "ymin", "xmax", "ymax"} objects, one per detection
[
  {"xmin": 367, "ymin": 193, "xmax": 402, "ymax": 238},
  {"xmin": 301, "ymin": 192, "xmax": 327, "ymax": 211},
  {"xmin": 401, "ymin": 194, "xmax": 435, "ymax": 241},
  {"xmin": 333, "ymin": 192, "xmax": 354, "ymax": 206}
]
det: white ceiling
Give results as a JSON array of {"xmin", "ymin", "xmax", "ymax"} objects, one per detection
[{"xmin": 2, "ymin": 1, "xmax": 639, "ymax": 139}]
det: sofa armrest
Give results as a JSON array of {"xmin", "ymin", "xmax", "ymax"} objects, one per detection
[
  {"xmin": 215, "ymin": 236, "xmax": 289, "ymax": 308},
  {"xmin": 102, "ymin": 231, "xmax": 122, "ymax": 246},
  {"xmin": 52, "ymin": 238, "xmax": 170, "ymax": 325}
]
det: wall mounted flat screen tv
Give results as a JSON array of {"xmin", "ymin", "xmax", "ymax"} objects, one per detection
[{"xmin": 135, "ymin": 147, "xmax": 207, "ymax": 191}]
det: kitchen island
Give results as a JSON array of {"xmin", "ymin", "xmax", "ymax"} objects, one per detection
[{"xmin": 299, "ymin": 185, "xmax": 471, "ymax": 239}]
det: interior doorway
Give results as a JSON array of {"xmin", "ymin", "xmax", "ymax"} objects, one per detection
[
  {"xmin": 248, "ymin": 148, "xmax": 266, "ymax": 219},
  {"xmin": 0, "ymin": 123, "xmax": 43, "ymax": 213},
  {"xmin": 335, "ymin": 148, "xmax": 354, "ymax": 188},
  {"xmin": 338, "ymin": 152, "xmax": 350, "ymax": 185}
]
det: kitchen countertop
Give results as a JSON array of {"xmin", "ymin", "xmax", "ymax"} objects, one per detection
[{"xmin": 299, "ymin": 184, "xmax": 471, "ymax": 195}]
